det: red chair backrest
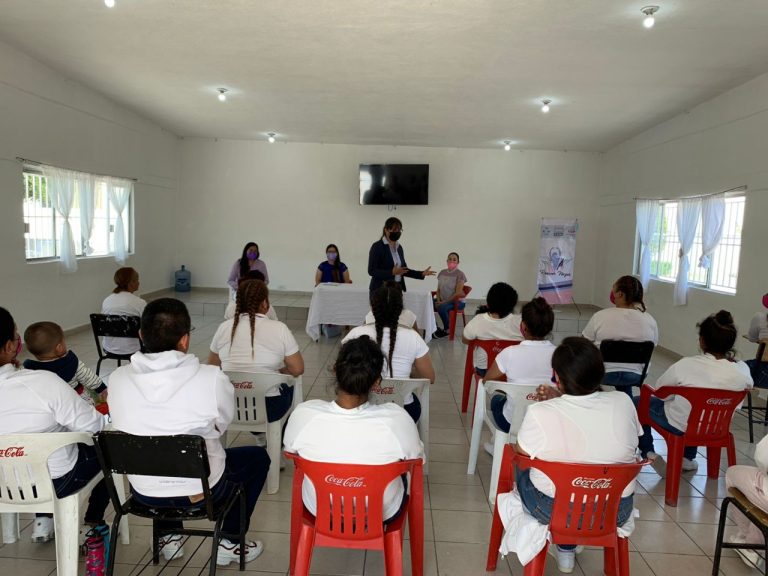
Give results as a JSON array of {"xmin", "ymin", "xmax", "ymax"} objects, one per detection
[
  {"xmin": 651, "ymin": 386, "xmax": 747, "ymax": 443},
  {"xmin": 285, "ymin": 454, "xmax": 421, "ymax": 542},
  {"xmin": 474, "ymin": 339, "xmax": 520, "ymax": 368}
]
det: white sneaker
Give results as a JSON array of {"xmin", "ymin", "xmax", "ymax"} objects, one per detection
[
  {"xmin": 730, "ymin": 534, "xmax": 766, "ymax": 570},
  {"xmin": 158, "ymin": 534, "xmax": 185, "ymax": 561},
  {"xmin": 484, "ymin": 441, "xmax": 495, "ymax": 456},
  {"xmin": 682, "ymin": 458, "xmax": 699, "ymax": 472},
  {"xmin": 548, "ymin": 544, "xmax": 575, "ymax": 573},
  {"xmin": 216, "ymin": 538, "xmax": 264, "ymax": 566},
  {"xmin": 31, "ymin": 517, "xmax": 55, "ymax": 543},
  {"xmin": 647, "ymin": 451, "xmax": 666, "ymax": 478}
]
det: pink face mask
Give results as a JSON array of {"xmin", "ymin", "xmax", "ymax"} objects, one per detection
[
  {"xmin": 763, "ymin": 293, "xmax": 768, "ymax": 309},
  {"xmin": 447, "ymin": 262, "xmax": 458, "ymax": 271},
  {"xmin": 14, "ymin": 336, "xmax": 22, "ymax": 358},
  {"xmin": 609, "ymin": 290, "xmax": 616, "ymax": 305}
]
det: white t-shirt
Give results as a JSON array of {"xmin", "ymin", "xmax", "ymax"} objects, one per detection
[
  {"xmin": 0, "ymin": 364, "xmax": 104, "ymax": 479},
  {"xmin": 581, "ymin": 308, "xmax": 658, "ymax": 374},
  {"xmin": 493, "ymin": 340, "xmax": 556, "ymax": 424},
  {"xmin": 654, "ymin": 354, "xmax": 753, "ymax": 431},
  {"xmin": 101, "ymin": 291, "xmax": 147, "ymax": 355},
  {"xmin": 210, "ymin": 314, "xmax": 300, "ymax": 397},
  {"xmin": 283, "ymin": 399, "xmax": 424, "ymax": 520},
  {"xmin": 462, "ymin": 313, "xmax": 523, "ymax": 369},
  {"xmin": 224, "ymin": 301, "xmax": 278, "ymax": 321},
  {"xmin": 749, "ymin": 312, "xmax": 768, "ymax": 342},
  {"xmin": 364, "ymin": 309, "xmax": 417, "ymax": 328},
  {"xmin": 517, "ymin": 391, "xmax": 642, "ymax": 498}
]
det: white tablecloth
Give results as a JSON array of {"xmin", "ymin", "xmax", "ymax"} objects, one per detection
[{"xmin": 306, "ymin": 284, "xmax": 437, "ymax": 343}]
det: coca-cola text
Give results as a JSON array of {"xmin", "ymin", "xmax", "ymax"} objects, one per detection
[
  {"xmin": 706, "ymin": 398, "xmax": 732, "ymax": 406},
  {"xmin": 324, "ymin": 475, "xmax": 367, "ymax": 488},
  {"xmin": 0, "ymin": 446, "xmax": 25, "ymax": 458},
  {"xmin": 571, "ymin": 477, "xmax": 612, "ymax": 489},
  {"xmin": 233, "ymin": 382, "xmax": 253, "ymax": 389}
]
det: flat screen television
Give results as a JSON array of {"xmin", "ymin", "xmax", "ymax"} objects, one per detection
[{"xmin": 359, "ymin": 164, "xmax": 429, "ymax": 205}]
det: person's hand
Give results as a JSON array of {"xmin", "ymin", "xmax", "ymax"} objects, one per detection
[
  {"xmin": 393, "ymin": 266, "xmax": 409, "ymax": 276},
  {"xmin": 98, "ymin": 389, "xmax": 109, "ymax": 402},
  {"xmin": 422, "ymin": 266, "xmax": 436, "ymax": 277},
  {"xmin": 536, "ymin": 384, "xmax": 561, "ymax": 401}
]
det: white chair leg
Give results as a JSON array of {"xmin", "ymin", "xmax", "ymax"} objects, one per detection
[
  {"xmin": 1, "ymin": 513, "xmax": 20, "ymax": 544},
  {"xmin": 488, "ymin": 431, "xmax": 511, "ymax": 505},
  {"xmin": 53, "ymin": 495, "xmax": 82, "ymax": 576},
  {"xmin": 113, "ymin": 474, "xmax": 131, "ymax": 545},
  {"xmin": 266, "ymin": 422, "xmax": 282, "ymax": 494},
  {"xmin": 467, "ymin": 383, "xmax": 486, "ymax": 475}
]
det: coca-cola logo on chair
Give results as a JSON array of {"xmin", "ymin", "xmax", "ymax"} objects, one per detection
[
  {"xmin": 525, "ymin": 393, "xmax": 538, "ymax": 401},
  {"xmin": 706, "ymin": 398, "xmax": 732, "ymax": 406},
  {"xmin": 571, "ymin": 477, "xmax": 612, "ymax": 489},
  {"xmin": 0, "ymin": 447, "xmax": 25, "ymax": 458},
  {"xmin": 372, "ymin": 385, "xmax": 394, "ymax": 395},
  {"xmin": 325, "ymin": 475, "xmax": 366, "ymax": 488},
  {"xmin": 233, "ymin": 381, "xmax": 253, "ymax": 389}
]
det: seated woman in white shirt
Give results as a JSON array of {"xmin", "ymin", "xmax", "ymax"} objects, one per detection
[
  {"xmin": 461, "ymin": 282, "xmax": 522, "ymax": 377},
  {"xmin": 581, "ymin": 275, "xmax": 658, "ymax": 398},
  {"xmin": 284, "ymin": 336, "xmax": 424, "ymax": 522},
  {"xmin": 516, "ymin": 337, "xmax": 642, "ymax": 573},
  {"xmin": 634, "ymin": 310, "xmax": 753, "ymax": 473},
  {"xmin": 224, "ymin": 271, "xmax": 278, "ymax": 321},
  {"xmin": 483, "ymin": 297, "xmax": 556, "ymax": 436},
  {"xmin": 746, "ymin": 293, "xmax": 768, "ymax": 389},
  {"xmin": 101, "ymin": 266, "xmax": 147, "ymax": 355},
  {"xmin": 209, "ymin": 279, "xmax": 304, "ymax": 423},
  {"xmin": 343, "ymin": 282, "xmax": 435, "ymax": 423}
]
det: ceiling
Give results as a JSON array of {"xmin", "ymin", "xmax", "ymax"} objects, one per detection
[{"xmin": 2, "ymin": 0, "xmax": 768, "ymax": 151}]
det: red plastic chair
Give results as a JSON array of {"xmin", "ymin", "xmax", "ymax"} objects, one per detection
[
  {"xmin": 461, "ymin": 339, "xmax": 520, "ymax": 414},
  {"xmin": 637, "ymin": 384, "xmax": 747, "ymax": 507},
  {"xmin": 285, "ymin": 453, "xmax": 424, "ymax": 576},
  {"xmin": 487, "ymin": 446, "xmax": 646, "ymax": 576}
]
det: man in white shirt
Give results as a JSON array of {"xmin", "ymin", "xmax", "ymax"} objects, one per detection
[{"xmin": 108, "ymin": 298, "xmax": 270, "ymax": 567}]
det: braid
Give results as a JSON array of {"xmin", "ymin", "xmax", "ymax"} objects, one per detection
[
  {"xmin": 231, "ymin": 279, "xmax": 269, "ymax": 358},
  {"xmin": 615, "ymin": 275, "xmax": 646, "ymax": 312},
  {"xmin": 371, "ymin": 283, "xmax": 404, "ymax": 378}
]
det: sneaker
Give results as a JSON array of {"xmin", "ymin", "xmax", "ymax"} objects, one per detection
[
  {"xmin": 547, "ymin": 544, "xmax": 576, "ymax": 573},
  {"xmin": 158, "ymin": 534, "xmax": 185, "ymax": 561},
  {"xmin": 80, "ymin": 522, "xmax": 110, "ymax": 559},
  {"xmin": 730, "ymin": 534, "xmax": 766, "ymax": 571},
  {"xmin": 249, "ymin": 432, "xmax": 267, "ymax": 447},
  {"xmin": 432, "ymin": 328, "xmax": 448, "ymax": 340},
  {"xmin": 30, "ymin": 517, "xmax": 55, "ymax": 543},
  {"xmin": 647, "ymin": 451, "xmax": 666, "ymax": 478},
  {"xmin": 682, "ymin": 458, "xmax": 699, "ymax": 472},
  {"xmin": 216, "ymin": 538, "xmax": 264, "ymax": 566},
  {"xmin": 84, "ymin": 532, "xmax": 106, "ymax": 576},
  {"xmin": 484, "ymin": 441, "xmax": 495, "ymax": 456}
]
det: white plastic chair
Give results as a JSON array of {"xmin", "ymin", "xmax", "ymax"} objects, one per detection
[
  {"xmin": 0, "ymin": 432, "xmax": 129, "ymax": 576},
  {"xmin": 224, "ymin": 371, "xmax": 303, "ymax": 495},
  {"xmin": 368, "ymin": 378, "xmax": 430, "ymax": 474},
  {"xmin": 466, "ymin": 381, "xmax": 540, "ymax": 504}
]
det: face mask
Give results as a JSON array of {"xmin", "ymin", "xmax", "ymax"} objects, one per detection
[
  {"xmin": 763, "ymin": 293, "xmax": 768, "ymax": 309},
  {"xmin": 247, "ymin": 251, "xmax": 258, "ymax": 261},
  {"xmin": 447, "ymin": 262, "xmax": 458, "ymax": 271},
  {"xmin": 14, "ymin": 336, "xmax": 22, "ymax": 359},
  {"xmin": 327, "ymin": 252, "xmax": 338, "ymax": 261},
  {"xmin": 609, "ymin": 290, "xmax": 616, "ymax": 305},
  {"xmin": 388, "ymin": 231, "xmax": 401, "ymax": 242}
]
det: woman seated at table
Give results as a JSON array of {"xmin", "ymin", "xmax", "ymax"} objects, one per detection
[
  {"xmin": 343, "ymin": 282, "xmax": 435, "ymax": 423},
  {"xmin": 283, "ymin": 336, "xmax": 423, "ymax": 522},
  {"xmin": 209, "ymin": 279, "xmax": 303, "ymax": 423},
  {"xmin": 315, "ymin": 244, "xmax": 352, "ymax": 285},
  {"xmin": 515, "ymin": 337, "xmax": 642, "ymax": 573}
]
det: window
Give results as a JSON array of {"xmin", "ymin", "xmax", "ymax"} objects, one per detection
[
  {"xmin": 640, "ymin": 195, "xmax": 745, "ymax": 293},
  {"xmin": 23, "ymin": 170, "xmax": 133, "ymax": 261}
]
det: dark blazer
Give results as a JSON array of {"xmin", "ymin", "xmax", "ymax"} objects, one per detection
[{"xmin": 368, "ymin": 239, "xmax": 425, "ymax": 292}]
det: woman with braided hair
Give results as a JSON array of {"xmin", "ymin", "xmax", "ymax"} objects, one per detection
[
  {"xmin": 209, "ymin": 279, "xmax": 304, "ymax": 422},
  {"xmin": 342, "ymin": 282, "xmax": 435, "ymax": 423}
]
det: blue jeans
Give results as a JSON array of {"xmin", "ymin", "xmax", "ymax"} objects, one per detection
[
  {"xmin": 490, "ymin": 394, "xmax": 511, "ymax": 433},
  {"xmin": 132, "ymin": 446, "xmax": 270, "ymax": 543},
  {"xmin": 633, "ymin": 396, "xmax": 697, "ymax": 460},
  {"xmin": 403, "ymin": 394, "xmax": 422, "ymax": 424},
  {"xmin": 516, "ymin": 468, "xmax": 634, "ymax": 550},
  {"xmin": 265, "ymin": 383, "xmax": 295, "ymax": 423},
  {"xmin": 436, "ymin": 301, "xmax": 464, "ymax": 331},
  {"xmin": 603, "ymin": 371, "xmax": 643, "ymax": 399},
  {"xmin": 747, "ymin": 359, "xmax": 768, "ymax": 389}
]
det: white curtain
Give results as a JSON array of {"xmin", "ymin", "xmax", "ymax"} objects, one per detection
[
  {"xmin": 107, "ymin": 177, "xmax": 133, "ymax": 264},
  {"xmin": 78, "ymin": 173, "xmax": 96, "ymax": 255},
  {"xmin": 635, "ymin": 199, "xmax": 660, "ymax": 290},
  {"xmin": 41, "ymin": 165, "xmax": 77, "ymax": 273},
  {"xmin": 674, "ymin": 198, "xmax": 702, "ymax": 306},
  {"xmin": 699, "ymin": 193, "xmax": 726, "ymax": 269}
]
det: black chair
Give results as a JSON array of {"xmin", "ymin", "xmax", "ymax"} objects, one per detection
[
  {"xmin": 89, "ymin": 313, "xmax": 143, "ymax": 375},
  {"xmin": 712, "ymin": 487, "xmax": 768, "ymax": 575},
  {"xmin": 744, "ymin": 341, "xmax": 768, "ymax": 443},
  {"xmin": 93, "ymin": 431, "xmax": 246, "ymax": 576},
  {"xmin": 599, "ymin": 339, "xmax": 655, "ymax": 390}
]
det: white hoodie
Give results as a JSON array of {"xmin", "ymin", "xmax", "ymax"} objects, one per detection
[{"xmin": 108, "ymin": 350, "xmax": 234, "ymax": 497}]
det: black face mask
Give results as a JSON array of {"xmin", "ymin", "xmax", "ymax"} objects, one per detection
[{"xmin": 389, "ymin": 231, "xmax": 401, "ymax": 242}]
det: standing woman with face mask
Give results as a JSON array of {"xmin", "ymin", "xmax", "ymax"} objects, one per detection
[
  {"xmin": 367, "ymin": 217, "xmax": 435, "ymax": 292},
  {"xmin": 315, "ymin": 244, "xmax": 352, "ymax": 285},
  {"xmin": 227, "ymin": 242, "xmax": 269, "ymax": 295}
]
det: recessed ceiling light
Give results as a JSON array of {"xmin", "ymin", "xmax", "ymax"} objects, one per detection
[
  {"xmin": 641, "ymin": 6, "xmax": 659, "ymax": 28},
  {"xmin": 503, "ymin": 140, "xmax": 511, "ymax": 151},
  {"xmin": 217, "ymin": 88, "xmax": 228, "ymax": 102},
  {"xmin": 541, "ymin": 99, "xmax": 552, "ymax": 113},
  {"xmin": 267, "ymin": 132, "xmax": 276, "ymax": 143},
  {"xmin": 104, "ymin": 0, "xmax": 115, "ymax": 7}
]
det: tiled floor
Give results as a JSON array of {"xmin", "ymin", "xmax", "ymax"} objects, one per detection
[{"xmin": 3, "ymin": 290, "xmax": 764, "ymax": 575}]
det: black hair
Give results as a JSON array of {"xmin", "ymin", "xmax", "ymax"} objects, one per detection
[
  {"xmin": 521, "ymin": 297, "xmax": 554, "ymax": 339},
  {"xmin": 447, "ymin": 252, "xmax": 460, "ymax": 262},
  {"xmin": 334, "ymin": 336, "xmax": 385, "ymax": 397},
  {"xmin": 113, "ymin": 267, "xmax": 139, "ymax": 294},
  {"xmin": 371, "ymin": 282, "xmax": 403, "ymax": 378},
  {"xmin": 477, "ymin": 282, "xmax": 518, "ymax": 318},
  {"xmin": 231, "ymin": 280, "xmax": 269, "ymax": 357},
  {"xmin": 238, "ymin": 242, "xmax": 259, "ymax": 279},
  {"xmin": 239, "ymin": 269, "xmax": 266, "ymax": 284},
  {"xmin": 614, "ymin": 275, "xmax": 646, "ymax": 312},
  {"xmin": 551, "ymin": 337, "xmax": 605, "ymax": 396},
  {"xmin": 140, "ymin": 298, "xmax": 191, "ymax": 353},
  {"xmin": 325, "ymin": 243, "xmax": 344, "ymax": 283},
  {"xmin": 382, "ymin": 217, "xmax": 403, "ymax": 237},
  {"xmin": 697, "ymin": 310, "xmax": 737, "ymax": 357},
  {"xmin": 24, "ymin": 321, "xmax": 64, "ymax": 357},
  {"xmin": 0, "ymin": 307, "xmax": 15, "ymax": 349}
]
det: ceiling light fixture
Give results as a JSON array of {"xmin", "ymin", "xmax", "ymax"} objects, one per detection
[
  {"xmin": 267, "ymin": 132, "xmax": 276, "ymax": 143},
  {"xmin": 104, "ymin": 0, "xmax": 115, "ymax": 7},
  {"xmin": 541, "ymin": 99, "xmax": 552, "ymax": 113},
  {"xmin": 217, "ymin": 88, "xmax": 228, "ymax": 102},
  {"xmin": 641, "ymin": 6, "xmax": 659, "ymax": 28},
  {"xmin": 503, "ymin": 140, "xmax": 511, "ymax": 151}
]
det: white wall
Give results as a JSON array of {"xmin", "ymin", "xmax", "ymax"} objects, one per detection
[
  {"xmin": 596, "ymin": 72, "xmax": 768, "ymax": 358},
  {"xmin": 178, "ymin": 139, "xmax": 602, "ymax": 302},
  {"xmin": 0, "ymin": 39, "xmax": 180, "ymax": 332}
]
